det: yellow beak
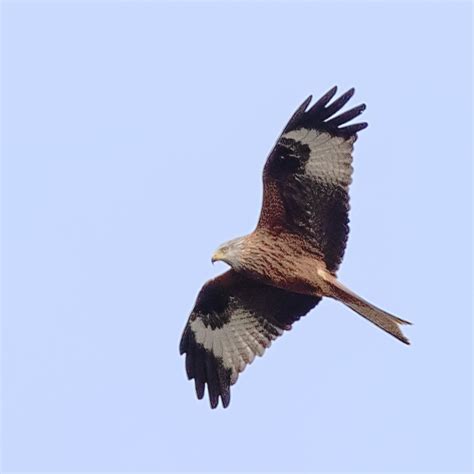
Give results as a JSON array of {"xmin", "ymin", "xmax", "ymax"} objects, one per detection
[{"xmin": 211, "ymin": 249, "xmax": 225, "ymax": 264}]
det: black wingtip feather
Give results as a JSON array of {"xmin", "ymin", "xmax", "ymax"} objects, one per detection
[
  {"xmin": 195, "ymin": 378, "xmax": 205, "ymax": 400},
  {"xmin": 284, "ymin": 95, "xmax": 313, "ymax": 132},
  {"xmin": 307, "ymin": 86, "xmax": 338, "ymax": 115},
  {"xmin": 181, "ymin": 327, "xmax": 233, "ymax": 409},
  {"xmin": 220, "ymin": 389, "xmax": 231, "ymax": 409},
  {"xmin": 284, "ymin": 86, "xmax": 368, "ymax": 139},
  {"xmin": 205, "ymin": 356, "xmax": 220, "ymax": 409},
  {"xmin": 295, "ymin": 95, "xmax": 313, "ymax": 115},
  {"xmin": 194, "ymin": 349, "xmax": 207, "ymax": 399},
  {"xmin": 185, "ymin": 347, "xmax": 195, "ymax": 379},
  {"xmin": 326, "ymin": 103, "xmax": 366, "ymax": 127},
  {"xmin": 217, "ymin": 366, "xmax": 231, "ymax": 408},
  {"xmin": 318, "ymin": 88, "xmax": 355, "ymax": 122},
  {"xmin": 339, "ymin": 122, "xmax": 368, "ymax": 135},
  {"xmin": 179, "ymin": 327, "xmax": 188, "ymax": 355}
]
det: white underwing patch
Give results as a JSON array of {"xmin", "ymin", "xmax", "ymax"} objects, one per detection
[
  {"xmin": 190, "ymin": 306, "xmax": 283, "ymax": 383},
  {"xmin": 282, "ymin": 128, "xmax": 354, "ymax": 188}
]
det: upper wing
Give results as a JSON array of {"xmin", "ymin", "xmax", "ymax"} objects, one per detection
[
  {"xmin": 179, "ymin": 270, "xmax": 320, "ymax": 408},
  {"xmin": 258, "ymin": 87, "xmax": 368, "ymax": 273}
]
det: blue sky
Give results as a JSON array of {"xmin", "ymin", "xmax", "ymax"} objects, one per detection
[{"xmin": 1, "ymin": 1, "xmax": 472, "ymax": 472}]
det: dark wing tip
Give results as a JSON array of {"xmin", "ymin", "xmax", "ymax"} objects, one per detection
[
  {"xmin": 180, "ymin": 319, "xmax": 233, "ymax": 409},
  {"xmin": 325, "ymin": 104, "xmax": 366, "ymax": 128},
  {"xmin": 307, "ymin": 86, "xmax": 338, "ymax": 115},
  {"xmin": 283, "ymin": 95, "xmax": 313, "ymax": 132},
  {"xmin": 344, "ymin": 87, "xmax": 355, "ymax": 99},
  {"xmin": 220, "ymin": 389, "xmax": 231, "ymax": 408},
  {"xmin": 286, "ymin": 86, "xmax": 368, "ymax": 139},
  {"xmin": 195, "ymin": 378, "xmax": 205, "ymax": 399},
  {"xmin": 179, "ymin": 326, "xmax": 189, "ymax": 355},
  {"xmin": 339, "ymin": 121, "xmax": 368, "ymax": 135}
]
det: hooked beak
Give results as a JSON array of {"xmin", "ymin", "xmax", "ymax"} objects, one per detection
[{"xmin": 211, "ymin": 249, "xmax": 225, "ymax": 264}]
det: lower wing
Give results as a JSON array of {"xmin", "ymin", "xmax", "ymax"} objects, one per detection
[{"xmin": 180, "ymin": 270, "xmax": 320, "ymax": 408}]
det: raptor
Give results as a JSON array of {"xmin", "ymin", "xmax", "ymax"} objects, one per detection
[{"xmin": 180, "ymin": 87, "xmax": 411, "ymax": 408}]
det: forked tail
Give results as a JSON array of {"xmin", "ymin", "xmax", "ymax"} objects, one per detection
[{"xmin": 318, "ymin": 270, "xmax": 412, "ymax": 344}]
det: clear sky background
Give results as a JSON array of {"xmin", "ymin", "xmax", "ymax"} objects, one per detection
[{"xmin": 1, "ymin": 1, "xmax": 472, "ymax": 473}]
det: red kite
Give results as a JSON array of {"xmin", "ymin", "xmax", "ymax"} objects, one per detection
[{"xmin": 180, "ymin": 87, "xmax": 411, "ymax": 408}]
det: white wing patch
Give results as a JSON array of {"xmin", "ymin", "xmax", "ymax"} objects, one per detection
[
  {"xmin": 190, "ymin": 302, "xmax": 284, "ymax": 385},
  {"xmin": 282, "ymin": 128, "xmax": 354, "ymax": 188}
]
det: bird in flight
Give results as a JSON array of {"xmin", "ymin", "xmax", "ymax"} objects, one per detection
[{"xmin": 180, "ymin": 87, "xmax": 411, "ymax": 409}]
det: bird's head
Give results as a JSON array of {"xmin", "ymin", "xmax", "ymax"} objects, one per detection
[{"xmin": 211, "ymin": 236, "xmax": 247, "ymax": 269}]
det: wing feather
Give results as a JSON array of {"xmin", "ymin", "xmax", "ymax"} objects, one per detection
[
  {"xmin": 180, "ymin": 270, "xmax": 320, "ymax": 408},
  {"xmin": 305, "ymin": 86, "xmax": 337, "ymax": 116},
  {"xmin": 259, "ymin": 87, "xmax": 368, "ymax": 272}
]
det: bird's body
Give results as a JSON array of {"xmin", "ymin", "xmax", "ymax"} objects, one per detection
[
  {"xmin": 180, "ymin": 87, "xmax": 411, "ymax": 409},
  {"xmin": 213, "ymin": 228, "xmax": 321, "ymax": 294},
  {"xmin": 218, "ymin": 229, "xmax": 327, "ymax": 295}
]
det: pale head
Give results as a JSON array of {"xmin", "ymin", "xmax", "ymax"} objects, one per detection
[{"xmin": 211, "ymin": 236, "xmax": 247, "ymax": 269}]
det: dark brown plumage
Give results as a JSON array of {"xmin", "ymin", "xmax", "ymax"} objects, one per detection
[{"xmin": 180, "ymin": 87, "xmax": 411, "ymax": 409}]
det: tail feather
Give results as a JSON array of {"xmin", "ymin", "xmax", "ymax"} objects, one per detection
[{"xmin": 318, "ymin": 270, "xmax": 411, "ymax": 344}]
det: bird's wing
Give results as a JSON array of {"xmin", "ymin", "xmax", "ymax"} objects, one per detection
[
  {"xmin": 179, "ymin": 270, "xmax": 320, "ymax": 408},
  {"xmin": 258, "ymin": 87, "xmax": 368, "ymax": 272}
]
